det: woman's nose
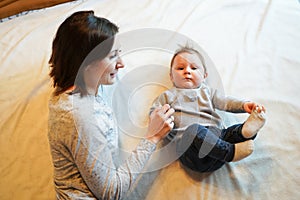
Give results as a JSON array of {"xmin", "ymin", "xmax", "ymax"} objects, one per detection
[{"xmin": 116, "ymin": 57, "xmax": 125, "ymax": 69}]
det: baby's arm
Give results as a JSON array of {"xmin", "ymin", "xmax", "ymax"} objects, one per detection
[
  {"xmin": 212, "ymin": 89, "xmax": 246, "ymax": 112},
  {"xmin": 212, "ymin": 88, "xmax": 266, "ymax": 114}
]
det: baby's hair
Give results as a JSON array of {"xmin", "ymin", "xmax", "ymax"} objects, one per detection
[{"xmin": 170, "ymin": 44, "xmax": 207, "ymax": 74}]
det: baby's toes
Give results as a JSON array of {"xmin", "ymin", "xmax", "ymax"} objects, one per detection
[{"xmin": 254, "ymin": 106, "xmax": 266, "ymax": 120}]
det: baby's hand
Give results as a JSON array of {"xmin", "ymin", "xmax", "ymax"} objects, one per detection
[
  {"xmin": 243, "ymin": 102, "xmax": 266, "ymax": 114},
  {"xmin": 243, "ymin": 102, "xmax": 256, "ymax": 113},
  {"xmin": 255, "ymin": 105, "xmax": 266, "ymax": 113}
]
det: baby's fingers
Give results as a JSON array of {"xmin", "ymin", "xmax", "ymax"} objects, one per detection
[{"xmin": 255, "ymin": 105, "xmax": 266, "ymax": 113}]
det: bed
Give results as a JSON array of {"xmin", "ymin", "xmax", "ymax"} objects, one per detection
[{"xmin": 0, "ymin": 0, "xmax": 299, "ymax": 199}]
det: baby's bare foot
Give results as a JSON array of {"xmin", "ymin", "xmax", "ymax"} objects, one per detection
[
  {"xmin": 232, "ymin": 140, "xmax": 254, "ymax": 162},
  {"xmin": 242, "ymin": 106, "xmax": 266, "ymax": 138}
]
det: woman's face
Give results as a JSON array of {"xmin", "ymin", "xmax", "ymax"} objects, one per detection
[
  {"xmin": 94, "ymin": 48, "xmax": 124, "ymax": 85},
  {"xmin": 84, "ymin": 45, "xmax": 124, "ymax": 93},
  {"xmin": 170, "ymin": 52, "xmax": 207, "ymax": 89}
]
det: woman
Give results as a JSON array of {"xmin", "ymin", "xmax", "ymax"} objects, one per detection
[{"xmin": 48, "ymin": 10, "xmax": 174, "ymax": 199}]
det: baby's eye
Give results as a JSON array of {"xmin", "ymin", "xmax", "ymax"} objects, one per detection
[
  {"xmin": 177, "ymin": 66, "xmax": 184, "ymax": 70},
  {"xmin": 191, "ymin": 65, "xmax": 199, "ymax": 70}
]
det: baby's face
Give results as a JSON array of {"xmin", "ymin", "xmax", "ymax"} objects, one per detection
[{"xmin": 170, "ymin": 52, "xmax": 206, "ymax": 89}]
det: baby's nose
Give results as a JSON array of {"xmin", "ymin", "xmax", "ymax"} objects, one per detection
[{"xmin": 184, "ymin": 66, "xmax": 192, "ymax": 73}]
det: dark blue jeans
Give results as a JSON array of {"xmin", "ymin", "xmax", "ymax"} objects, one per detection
[{"xmin": 176, "ymin": 123, "xmax": 256, "ymax": 172}]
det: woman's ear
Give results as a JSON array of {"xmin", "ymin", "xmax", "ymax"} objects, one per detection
[{"xmin": 84, "ymin": 64, "xmax": 91, "ymax": 71}]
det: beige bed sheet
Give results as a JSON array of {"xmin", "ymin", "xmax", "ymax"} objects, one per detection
[{"xmin": 0, "ymin": 0, "xmax": 300, "ymax": 199}]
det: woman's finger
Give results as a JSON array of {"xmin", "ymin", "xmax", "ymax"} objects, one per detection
[
  {"xmin": 165, "ymin": 116, "xmax": 174, "ymax": 124},
  {"xmin": 155, "ymin": 104, "xmax": 173, "ymax": 120},
  {"xmin": 165, "ymin": 107, "xmax": 175, "ymax": 118},
  {"xmin": 160, "ymin": 104, "xmax": 171, "ymax": 114}
]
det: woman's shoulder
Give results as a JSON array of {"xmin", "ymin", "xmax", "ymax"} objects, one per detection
[
  {"xmin": 49, "ymin": 93, "xmax": 90, "ymax": 120},
  {"xmin": 48, "ymin": 93, "xmax": 97, "ymax": 136},
  {"xmin": 49, "ymin": 93, "xmax": 75, "ymax": 113}
]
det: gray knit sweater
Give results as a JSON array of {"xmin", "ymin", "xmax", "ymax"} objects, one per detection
[
  {"xmin": 48, "ymin": 92, "xmax": 156, "ymax": 200},
  {"xmin": 150, "ymin": 83, "xmax": 247, "ymax": 131}
]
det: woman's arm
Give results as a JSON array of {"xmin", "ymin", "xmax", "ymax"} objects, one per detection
[{"xmin": 72, "ymin": 97, "xmax": 173, "ymax": 200}]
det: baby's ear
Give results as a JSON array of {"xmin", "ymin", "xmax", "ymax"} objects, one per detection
[{"xmin": 204, "ymin": 72, "xmax": 208, "ymax": 78}]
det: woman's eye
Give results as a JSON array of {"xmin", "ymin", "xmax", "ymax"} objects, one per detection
[
  {"xmin": 109, "ymin": 53, "xmax": 117, "ymax": 59},
  {"xmin": 109, "ymin": 49, "xmax": 121, "ymax": 59}
]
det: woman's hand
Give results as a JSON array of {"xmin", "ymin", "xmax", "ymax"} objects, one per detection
[
  {"xmin": 146, "ymin": 104, "xmax": 175, "ymax": 144},
  {"xmin": 243, "ymin": 102, "xmax": 266, "ymax": 114}
]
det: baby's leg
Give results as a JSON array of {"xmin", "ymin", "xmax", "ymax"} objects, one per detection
[
  {"xmin": 232, "ymin": 140, "xmax": 254, "ymax": 162},
  {"xmin": 221, "ymin": 124, "xmax": 254, "ymax": 162},
  {"xmin": 178, "ymin": 124, "xmax": 234, "ymax": 163},
  {"xmin": 242, "ymin": 106, "xmax": 266, "ymax": 139}
]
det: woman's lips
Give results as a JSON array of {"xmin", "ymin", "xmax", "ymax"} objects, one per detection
[{"xmin": 110, "ymin": 73, "xmax": 117, "ymax": 78}]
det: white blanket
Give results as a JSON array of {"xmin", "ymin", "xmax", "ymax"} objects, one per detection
[{"xmin": 0, "ymin": 0, "xmax": 300, "ymax": 199}]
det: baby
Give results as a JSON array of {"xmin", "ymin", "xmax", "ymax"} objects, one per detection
[{"xmin": 150, "ymin": 46, "xmax": 266, "ymax": 172}]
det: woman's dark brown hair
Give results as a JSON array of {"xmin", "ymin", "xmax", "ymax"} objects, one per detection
[{"xmin": 49, "ymin": 10, "xmax": 119, "ymax": 95}]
